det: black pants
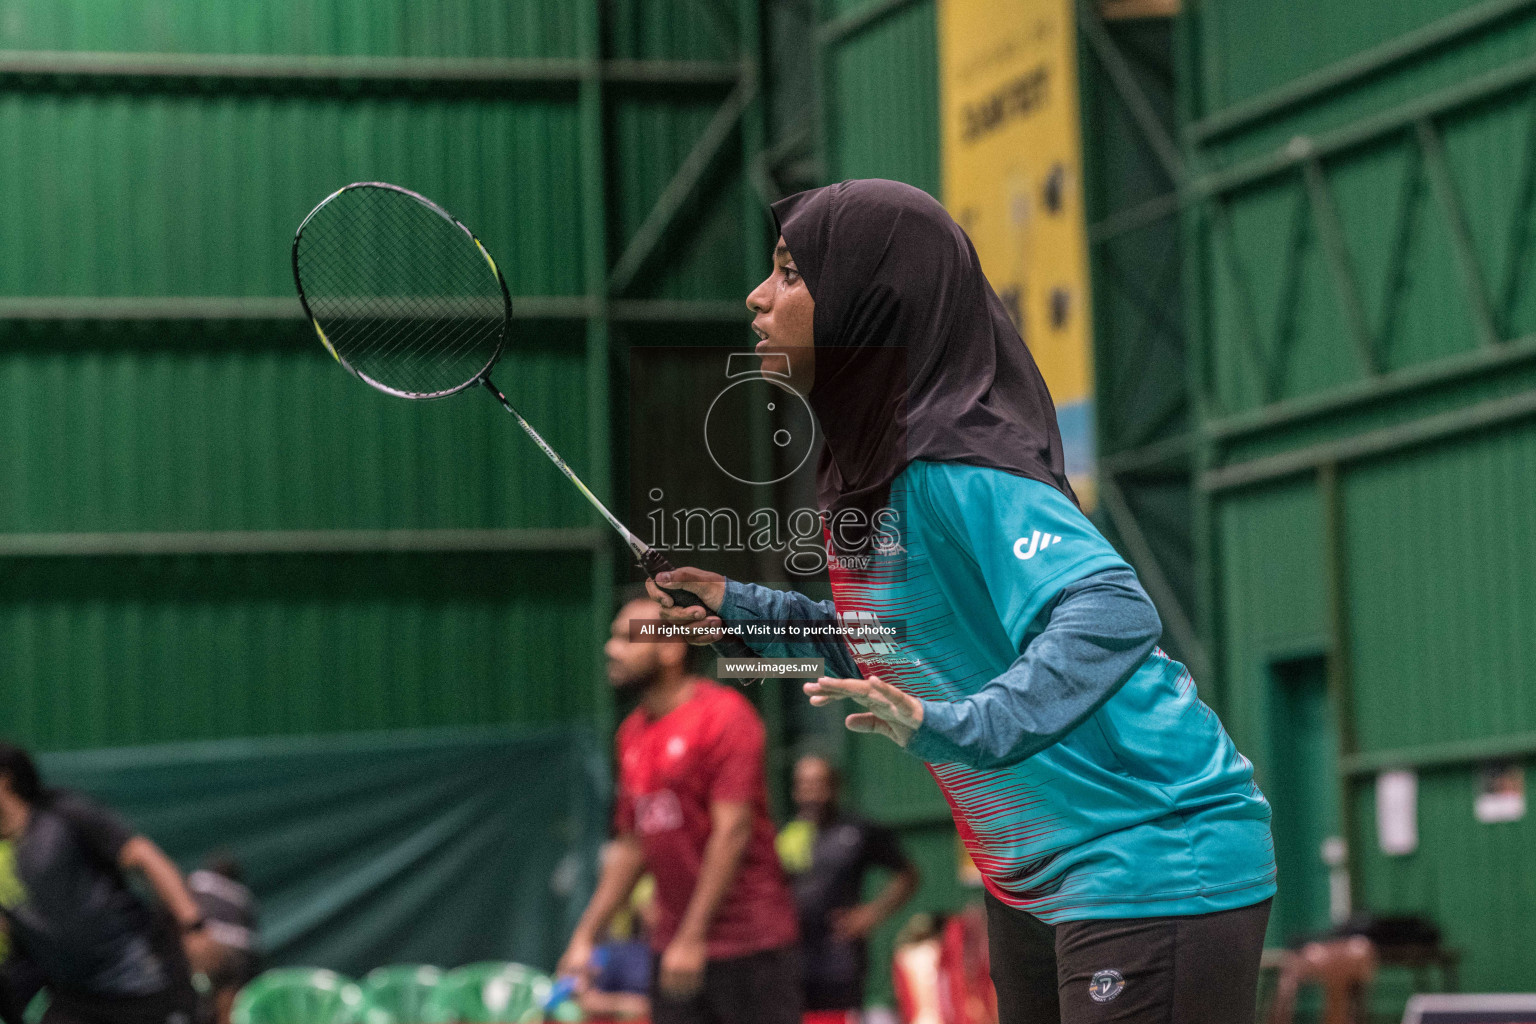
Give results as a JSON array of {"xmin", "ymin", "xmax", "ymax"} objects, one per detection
[
  {"xmin": 0, "ymin": 956, "xmax": 45, "ymax": 1024},
  {"xmin": 650, "ymin": 945, "xmax": 802, "ymax": 1024},
  {"xmin": 40, "ymin": 984, "xmax": 197, "ymax": 1024},
  {"xmin": 39, "ymin": 923, "xmax": 198, "ymax": 1024},
  {"xmin": 801, "ymin": 933, "xmax": 868, "ymax": 1011},
  {"xmin": 985, "ymin": 893, "xmax": 1272, "ymax": 1024}
]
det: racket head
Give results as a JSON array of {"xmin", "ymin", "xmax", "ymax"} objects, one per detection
[{"xmin": 292, "ymin": 182, "xmax": 512, "ymax": 399}]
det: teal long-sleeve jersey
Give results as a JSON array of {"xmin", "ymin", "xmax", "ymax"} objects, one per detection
[{"xmin": 722, "ymin": 460, "xmax": 1275, "ymax": 923}]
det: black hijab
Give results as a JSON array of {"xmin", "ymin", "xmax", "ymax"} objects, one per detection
[{"xmin": 770, "ymin": 179, "xmax": 1077, "ymax": 553}]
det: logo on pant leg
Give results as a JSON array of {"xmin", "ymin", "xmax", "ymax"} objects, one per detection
[{"xmin": 1088, "ymin": 969, "xmax": 1124, "ymax": 1003}]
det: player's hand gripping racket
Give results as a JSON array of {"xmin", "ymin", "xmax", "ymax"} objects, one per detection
[{"xmin": 292, "ymin": 182, "xmax": 755, "ymax": 665}]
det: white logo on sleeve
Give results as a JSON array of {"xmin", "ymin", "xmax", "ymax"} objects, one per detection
[{"xmin": 1013, "ymin": 530, "xmax": 1062, "ymax": 560}]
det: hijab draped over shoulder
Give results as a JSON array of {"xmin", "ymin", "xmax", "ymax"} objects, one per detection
[{"xmin": 770, "ymin": 179, "xmax": 1076, "ymax": 552}]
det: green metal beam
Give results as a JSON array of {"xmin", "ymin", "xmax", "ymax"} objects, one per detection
[
  {"xmin": 1099, "ymin": 475, "xmax": 1208, "ymax": 681},
  {"xmin": 1196, "ymin": 50, "xmax": 1536, "ymax": 198},
  {"xmin": 1496, "ymin": 87, "xmax": 1536, "ymax": 324},
  {"xmin": 1097, "ymin": 432, "xmax": 1195, "ymax": 475},
  {"xmin": 818, "ymin": 0, "xmax": 925, "ymax": 46},
  {"xmin": 1091, "ymin": 242, "xmax": 1189, "ymax": 448},
  {"xmin": 752, "ymin": 113, "xmax": 814, "ymax": 205},
  {"xmin": 0, "ymin": 296, "xmax": 306, "ymax": 321},
  {"xmin": 1301, "ymin": 155, "xmax": 1378, "ymax": 376},
  {"xmin": 1370, "ymin": 141, "xmax": 1428, "ymax": 371},
  {"xmin": 1124, "ymin": 386, "xmax": 1189, "ymax": 452},
  {"xmin": 1203, "ymin": 386, "xmax": 1536, "ymax": 491},
  {"xmin": 1319, "ymin": 463, "xmax": 1359, "ymax": 764},
  {"xmin": 740, "ymin": 0, "xmax": 780, "ymax": 571},
  {"xmin": 1088, "ymin": 191, "xmax": 1180, "ymax": 244},
  {"xmin": 1078, "ymin": 0, "xmax": 1185, "ymax": 185},
  {"xmin": 607, "ymin": 73, "xmax": 760, "ymax": 297},
  {"xmin": 685, "ymin": 0, "xmax": 741, "ymax": 55},
  {"xmin": 1254, "ymin": 187, "xmax": 1317, "ymax": 401},
  {"xmin": 0, "ymin": 49, "xmax": 742, "ymax": 88},
  {"xmin": 609, "ymin": 299, "xmax": 749, "ymax": 322},
  {"xmin": 1208, "ymin": 332, "xmax": 1536, "ymax": 441},
  {"xmin": 1415, "ymin": 118, "xmax": 1502, "ymax": 348},
  {"xmin": 811, "ymin": 0, "xmax": 833, "ymax": 184},
  {"xmin": 1188, "ymin": 0, "xmax": 1536, "ymax": 143},
  {"xmin": 1343, "ymin": 730, "xmax": 1536, "ymax": 776},
  {"xmin": 578, "ymin": 0, "xmax": 616, "ymax": 737},
  {"xmin": 1176, "ymin": 1, "xmax": 1225, "ymax": 707},
  {"xmin": 1210, "ymin": 199, "xmax": 1283, "ymax": 403},
  {"xmin": 0, "ymin": 528, "xmax": 603, "ymax": 558},
  {"xmin": 1319, "ymin": 462, "xmax": 1362, "ymax": 910},
  {"xmin": 0, "ymin": 295, "xmax": 750, "ymax": 324}
]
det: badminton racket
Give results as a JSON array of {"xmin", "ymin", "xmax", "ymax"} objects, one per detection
[{"xmin": 292, "ymin": 182, "xmax": 754, "ymax": 662}]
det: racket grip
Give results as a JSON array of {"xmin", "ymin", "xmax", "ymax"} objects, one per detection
[
  {"xmin": 638, "ymin": 549, "xmax": 707, "ymax": 609},
  {"xmin": 637, "ymin": 550, "xmax": 761, "ymax": 668}
]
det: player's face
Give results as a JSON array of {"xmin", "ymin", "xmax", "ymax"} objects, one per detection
[
  {"xmin": 747, "ymin": 237, "xmax": 815, "ymax": 395},
  {"xmin": 605, "ymin": 599, "xmax": 665, "ymax": 689},
  {"xmin": 793, "ymin": 755, "xmax": 837, "ymax": 820}
]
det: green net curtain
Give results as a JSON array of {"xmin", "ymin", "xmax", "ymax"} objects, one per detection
[{"xmin": 38, "ymin": 727, "xmax": 608, "ymax": 978}]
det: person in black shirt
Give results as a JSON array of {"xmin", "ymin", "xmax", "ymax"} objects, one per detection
[
  {"xmin": 186, "ymin": 854, "xmax": 260, "ymax": 1024},
  {"xmin": 777, "ymin": 755, "xmax": 919, "ymax": 1017},
  {"xmin": 0, "ymin": 743, "xmax": 213, "ymax": 1024}
]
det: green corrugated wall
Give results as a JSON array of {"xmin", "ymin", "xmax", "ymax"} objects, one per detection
[
  {"xmin": 1187, "ymin": 0, "xmax": 1536, "ymax": 996},
  {"xmin": 819, "ymin": 0, "xmax": 1536, "ymax": 1008},
  {"xmin": 0, "ymin": 1, "xmax": 582, "ymax": 54},
  {"xmin": 1079, "ymin": 11, "xmax": 1202, "ymax": 682},
  {"xmin": 822, "ymin": 0, "xmax": 940, "ymax": 193},
  {"xmin": 0, "ymin": 0, "xmax": 763, "ymax": 750}
]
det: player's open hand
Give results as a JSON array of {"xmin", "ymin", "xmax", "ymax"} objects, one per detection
[
  {"xmin": 182, "ymin": 930, "xmax": 224, "ymax": 977},
  {"xmin": 645, "ymin": 567, "xmax": 728, "ymax": 645},
  {"xmin": 556, "ymin": 934, "xmax": 597, "ymax": 993},
  {"xmin": 659, "ymin": 933, "xmax": 707, "ymax": 997},
  {"xmin": 830, "ymin": 903, "xmax": 882, "ymax": 941},
  {"xmin": 803, "ymin": 675, "xmax": 924, "ymax": 747}
]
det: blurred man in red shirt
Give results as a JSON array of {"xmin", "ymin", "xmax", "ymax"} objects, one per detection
[{"xmin": 559, "ymin": 598, "xmax": 800, "ymax": 1024}]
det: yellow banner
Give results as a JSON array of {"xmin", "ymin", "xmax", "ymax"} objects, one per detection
[{"xmin": 940, "ymin": 0, "xmax": 1095, "ymax": 507}]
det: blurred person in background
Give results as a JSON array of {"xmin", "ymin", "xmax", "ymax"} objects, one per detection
[
  {"xmin": 0, "ymin": 742, "xmax": 214, "ymax": 1024},
  {"xmin": 890, "ymin": 909, "xmax": 995, "ymax": 1024},
  {"xmin": 891, "ymin": 915, "xmax": 943, "ymax": 1024},
  {"xmin": 186, "ymin": 853, "xmax": 259, "ymax": 1024},
  {"xmin": 1, "ymin": 836, "xmax": 45, "ymax": 1024},
  {"xmin": 0, "ymin": 948, "xmax": 43, "ymax": 1024},
  {"xmin": 557, "ymin": 598, "xmax": 801, "ymax": 1024},
  {"xmin": 575, "ymin": 865, "xmax": 656, "ymax": 1022},
  {"xmin": 777, "ymin": 754, "xmax": 917, "ymax": 1023}
]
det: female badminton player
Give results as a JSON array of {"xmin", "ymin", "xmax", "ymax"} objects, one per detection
[{"xmin": 647, "ymin": 179, "xmax": 1276, "ymax": 1024}]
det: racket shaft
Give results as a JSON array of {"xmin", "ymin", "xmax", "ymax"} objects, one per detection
[
  {"xmin": 480, "ymin": 378, "xmax": 760, "ymax": 670},
  {"xmin": 481, "ymin": 378, "xmax": 641, "ymax": 551}
]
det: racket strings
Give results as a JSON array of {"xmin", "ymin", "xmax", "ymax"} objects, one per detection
[
  {"xmin": 303, "ymin": 202, "xmax": 492, "ymax": 382},
  {"xmin": 296, "ymin": 184, "xmax": 507, "ymax": 398},
  {"xmin": 301, "ymin": 236, "xmax": 489, "ymax": 392}
]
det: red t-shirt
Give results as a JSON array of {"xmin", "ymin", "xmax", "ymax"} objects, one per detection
[{"xmin": 614, "ymin": 680, "xmax": 798, "ymax": 960}]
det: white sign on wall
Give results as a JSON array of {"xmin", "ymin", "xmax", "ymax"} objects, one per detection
[{"xmin": 1376, "ymin": 770, "xmax": 1418, "ymax": 856}]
